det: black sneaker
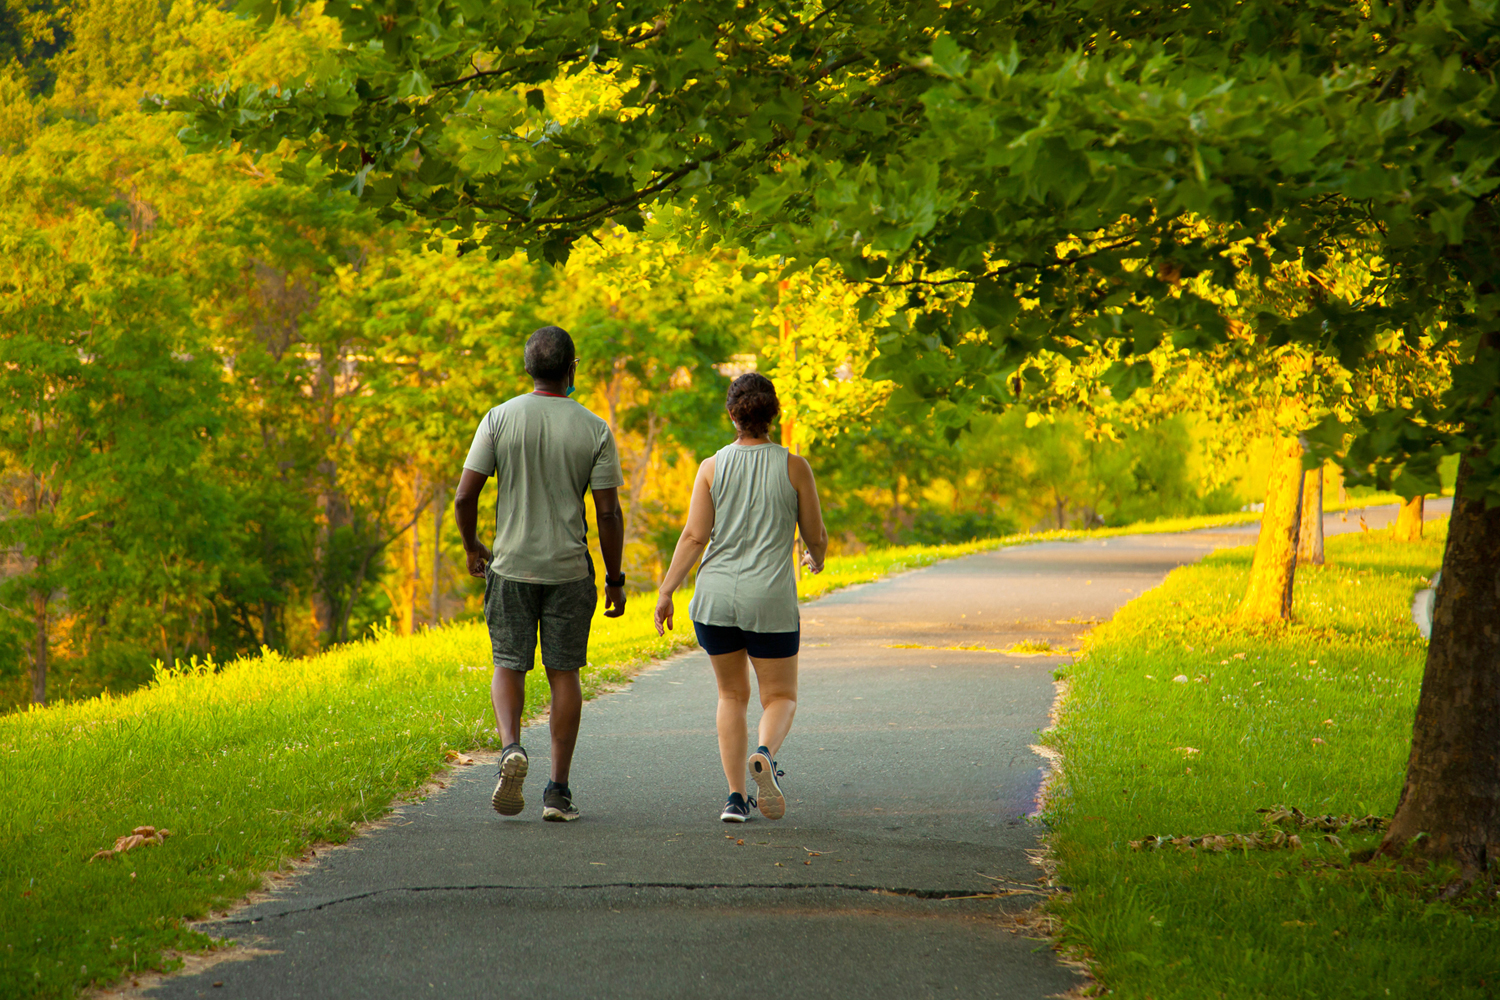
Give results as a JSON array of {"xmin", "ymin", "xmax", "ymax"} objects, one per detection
[
  {"xmin": 720, "ymin": 792, "xmax": 751, "ymax": 823},
  {"xmin": 491, "ymin": 743, "xmax": 528, "ymax": 816},
  {"xmin": 748, "ymin": 745, "xmax": 786, "ymax": 820},
  {"xmin": 542, "ymin": 781, "xmax": 580, "ymax": 822}
]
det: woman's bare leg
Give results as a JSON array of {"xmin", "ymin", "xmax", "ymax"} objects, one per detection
[
  {"xmin": 709, "ymin": 650, "xmax": 752, "ymax": 796},
  {"xmin": 749, "ymin": 655, "xmax": 798, "ymax": 757}
]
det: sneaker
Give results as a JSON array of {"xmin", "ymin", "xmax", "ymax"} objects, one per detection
[
  {"xmin": 542, "ymin": 781, "xmax": 581, "ymax": 822},
  {"xmin": 491, "ymin": 743, "xmax": 528, "ymax": 816},
  {"xmin": 748, "ymin": 745, "xmax": 786, "ymax": 820},
  {"xmin": 720, "ymin": 792, "xmax": 751, "ymax": 823}
]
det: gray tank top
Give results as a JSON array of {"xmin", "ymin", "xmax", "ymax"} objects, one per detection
[{"xmin": 687, "ymin": 442, "xmax": 800, "ymax": 633}]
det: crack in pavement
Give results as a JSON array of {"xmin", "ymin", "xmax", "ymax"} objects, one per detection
[{"xmin": 221, "ymin": 881, "xmax": 1056, "ymax": 924}]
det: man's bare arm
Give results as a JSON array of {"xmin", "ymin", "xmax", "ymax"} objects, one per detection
[
  {"xmin": 454, "ymin": 468, "xmax": 491, "ymax": 579},
  {"xmin": 593, "ymin": 486, "xmax": 626, "ymax": 617}
]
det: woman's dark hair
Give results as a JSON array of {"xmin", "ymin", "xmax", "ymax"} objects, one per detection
[{"xmin": 726, "ymin": 372, "xmax": 780, "ymax": 439}]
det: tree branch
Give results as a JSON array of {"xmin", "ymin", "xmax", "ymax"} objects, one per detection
[
  {"xmin": 868, "ymin": 235, "xmax": 1142, "ymax": 287},
  {"xmin": 469, "ymin": 143, "xmax": 742, "ymax": 225}
]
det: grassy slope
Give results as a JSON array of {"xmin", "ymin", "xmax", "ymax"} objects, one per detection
[{"xmin": 1046, "ymin": 521, "xmax": 1500, "ymax": 999}]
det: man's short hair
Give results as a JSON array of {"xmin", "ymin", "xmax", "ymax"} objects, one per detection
[{"xmin": 524, "ymin": 326, "xmax": 576, "ymax": 382}]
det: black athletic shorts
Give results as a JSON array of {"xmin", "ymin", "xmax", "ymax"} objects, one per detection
[
  {"xmin": 484, "ymin": 570, "xmax": 596, "ymax": 672},
  {"xmin": 692, "ymin": 621, "xmax": 800, "ymax": 659}
]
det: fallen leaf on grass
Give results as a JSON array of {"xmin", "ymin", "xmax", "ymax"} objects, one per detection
[
  {"xmin": 444, "ymin": 751, "xmax": 475, "ymax": 765},
  {"xmin": 1311, "ymin": 737, "xmax": 1327, "ymax": 745},
  {"xmin": 1172, "ymin": 675, "xmax": 1189, "ymax": 683},
  {"xmin": 89, "ymin": 826, "xmax": 171, "ymax": 862},
  {"xmin": 1258, "ymin": 806, "xmax": 1386, "ymax": 834},
  {"xmin": 1173, "ymin": 747, "xmax": 1201, "ymax": 757}
]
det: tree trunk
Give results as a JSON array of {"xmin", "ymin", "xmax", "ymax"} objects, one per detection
[
  {"xmin": 1297, "ymin": 467, "xmax": 1324, "ymax": 566},
  {"xmin": 409, "ymin": 472, "xmax": 422, "ymax": 636},
  {"xmin": 1379, "ymin": 460, "xmax": 1500, "ymax": 879},
  {"xmin": 1393, "ymin": 495, "xmax": 1425, "ymax": 542},
  {"xmin": 29, "ymin": 589, "xmax": 48, "ymax": 706},
  {"xmin": 1237, "ymin": 436, "xmax": 1305, "ymax": 621},
  {"xmin": 259, "ymin": 597, "xmax": 282, "ymax": 651},
  {"xmin": 430, "ymin": 486, "xmax": 444, "ymax": 625}
]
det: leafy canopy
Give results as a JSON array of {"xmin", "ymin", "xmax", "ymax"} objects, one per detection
[{"xmin": 173, "ymin": 0, "xmax": 1500, "ymax": 499}]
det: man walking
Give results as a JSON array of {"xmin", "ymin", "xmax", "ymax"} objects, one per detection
[{"xmin": 453, "ymin": 325, "xmax": 626, "ymax": 822}]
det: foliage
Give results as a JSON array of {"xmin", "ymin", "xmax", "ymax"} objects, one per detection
[
  {"xmin": 0, "ymin": 0, "xmax": 1380, "ymax": 710},
  {"xmin": 178, "ymin": 0, "xmax": 1498, "ymax": 502},
  {"xmin": 1044, "ymin": 522, "xmax": 1500, "ymax": 997}
]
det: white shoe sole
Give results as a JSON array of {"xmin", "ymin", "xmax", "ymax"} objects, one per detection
[
  {"xmin": 720, "ymin": 810, "xmax": 749, "ymax": 823},
  {"xmin": 749, "ymin": 752, "xmax": 785, "ymax": 820},
  {"xmin": 543, "ymin": 805, "xmax": 580, "ymax": 822},
  {"xmin": 491, "ymin": 751, "xmax": 528, "ymax": 816}
]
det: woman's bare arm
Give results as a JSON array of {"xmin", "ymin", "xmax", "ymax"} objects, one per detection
[
  {"xmin": 655, "ymin": 457, "xmax": 716, "ymax": 633},
  {"xmin": 788, "ymin": 454, "xmax": 829, "ymax": 573}
]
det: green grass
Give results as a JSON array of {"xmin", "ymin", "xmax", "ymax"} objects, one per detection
[{"xmin": 1045, "ymin": 518, "xmax": 1500, "ymax": 998}]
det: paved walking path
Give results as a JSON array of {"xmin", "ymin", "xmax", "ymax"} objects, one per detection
[{"xmin": 148, "ymin": 502, "xmax": 1445, "ymax": 1000}]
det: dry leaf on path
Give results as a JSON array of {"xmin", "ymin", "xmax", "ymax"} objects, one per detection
[
  {"xmin": 444, "ymin": 750, "xmax": 475, "ymax": 765},
  {"xmin": 89, "ymin": 826, "xmax": 171, "ymax": 862}
]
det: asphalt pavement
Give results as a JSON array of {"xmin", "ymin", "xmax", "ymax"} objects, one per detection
[{"xmin": 145, "ymin": 501, "xmax": 1444, "ymax": 1000}]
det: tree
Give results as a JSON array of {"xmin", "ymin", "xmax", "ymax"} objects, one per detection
[
  {"xmin": 0, "ymin": 214, "xmax": 229, "ymax": 703},
  {"xmin": 173, "ymin": 0, "xmax": 1500, "ymax": 876}
]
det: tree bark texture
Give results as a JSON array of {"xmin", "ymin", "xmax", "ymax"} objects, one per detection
[
  {"xmin": 1297, "ymin": 467, "xmax": 1324, "ymax": 566},
  {"xmin": 431, "ymin": 487, "xmax": 444, "ymax": 624},
  {"xmin": 409, "ymin": 473, "xmax": 422, "ymax": 636},
  {"xmin": 29, "ymin": 589, "xmax": 48, "ymax": 706},
  {"xmin": 1238, "ymin": 437, "xmax": 1305, "ymax": 621},
  {"xmin": 1393, "ymin": 495, "xmax": 1425, "ymax": 542},
  {"xmin": 1380, "ymin": 461, "xmax": 1500, "ymax": 878}
]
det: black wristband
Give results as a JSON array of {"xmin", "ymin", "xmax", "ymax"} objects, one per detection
[{"xmin": 605, "ymin": 571, "xmax": 626, "ymax": 588}]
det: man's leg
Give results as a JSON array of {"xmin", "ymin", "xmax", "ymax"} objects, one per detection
[
  {"xmin": 545, "ymin": 667, "xmax": 583, "ymax": 785},
  {"xmin": 485, "ymin": 577, "xmax": 540, "ymax": 816},
  {"xmin": 491, "ymin": 666, "xmax": 527, "ymax": 747},
  {"xmin": 537, "ymin": 576, "xmax": 597, "ymax": 811}
]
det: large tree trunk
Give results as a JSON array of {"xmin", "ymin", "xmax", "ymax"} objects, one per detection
[
  {"xmin": 1237, "ymin": 436, "xmax": 1305, "ymax": 621},
  {"xmin": 1297, "ymin": 467, "xmax": 1324, "ymax": 566},
  {"xmin": 1379, "ymin": 460, "xmax": 1500, "ymax": 879},
  {"xmin": 1393, "ymin": 495, "xmax": 1425, "ymax": 542}
]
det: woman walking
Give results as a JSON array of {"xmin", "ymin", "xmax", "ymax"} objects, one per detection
[{"xmin": 655, "ymin": 373, "xmax": 829, "ymax": 822}]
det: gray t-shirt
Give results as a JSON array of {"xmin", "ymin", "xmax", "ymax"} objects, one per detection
[{"xmin": 462, "ymin": 394, "xmax": 624, "ymax": 585}]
